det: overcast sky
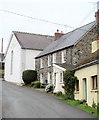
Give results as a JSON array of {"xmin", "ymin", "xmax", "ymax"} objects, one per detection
[{"xmin": 0, "ymin": 0, "xmax": 99, "ymax": 52}]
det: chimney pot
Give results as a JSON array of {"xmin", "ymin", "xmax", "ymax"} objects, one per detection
[{"xmin": 54, "ymin": 30, "xmax": 64, "ymax": 40}]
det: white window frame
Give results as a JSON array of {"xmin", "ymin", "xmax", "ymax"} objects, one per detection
[
  {"xmin": 61, "ymin": 50, "xmax": 66, "ymax": 63},
  {"xmin": 40, "ymin": 73, "xmax": 43, "ymax": 83},
  {"xmin": 54, "ymin": 73, "xmax": 56, "ymax": 85},
  {"xmin": 40, "ymin": 58, "xmax": 43, "ymax": 68},
  {"xmin": 60, "ymin": 72, "xmax": 63, "ymax": 83},
  {"xmin": 48, "ymin": 54, "xmax": 52, "ymax": 66},
  {"xmin": 53, "ymin": 53, "xmax": 56, "ymax": 63},
  {"xmin": 48, "ymin": 72, "xmax": 52, "ymax": 84}
]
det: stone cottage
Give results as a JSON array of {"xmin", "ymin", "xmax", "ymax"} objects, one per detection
[{"xmin": 35, "ymin": 21, "xmax": 97, "ymax": 93}]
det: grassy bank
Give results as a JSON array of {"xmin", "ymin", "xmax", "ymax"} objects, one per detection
[{"xmin": 55, "ymin": 94, "xmax": 98, "ymax": 117}]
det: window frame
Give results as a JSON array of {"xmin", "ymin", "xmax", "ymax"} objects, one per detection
[
  {"xmin": 91, "ymin": 75, "xmax": 98, "ymax": 90},
  {"xmin": 10, "ymin": 50, "xmax": 13, "ymax": 74},
  {"xmin": 40, "ymin": 58, "xmax": 43, "ymax": 68},
  {"xmin": 48, "ymin": 54, "xmax": 52, "ymax": 66}
]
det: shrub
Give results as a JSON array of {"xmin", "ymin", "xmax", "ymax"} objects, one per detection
[
  {"xmin": 97, "ymin": 103, "xmax": 99, "ymax": 115},
  {"xmin": 56, "ymin": 91, "xmax": 63, "ymax": 97},
  {"xmin": 63, "ymin": 70, "xmax": 78, "ymax": 100},
  {"xmin": 22, "ymin": 70, "xmax": 37, "ymax": 85},
  {"xmin": 31, "ymin": 81, "xmax": 40, "ymax": 88},
  {"xmin": 92, "ymin": 100, "xmax": 97, "ymax": 108},
  {"xmin": 45, "ymin": 84, "xmax": 53, "ymax": 93}
]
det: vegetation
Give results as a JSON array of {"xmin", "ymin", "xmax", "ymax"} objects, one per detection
[
  {"xmin": 0, "ymin": 69, "xmax": 4, "ymax": 78},
  {"xmin": 22, "ymin": 70, "xmax": 37, "ymax": 85},
  {"xmin": 63, "ymin": 70, "xmax": 78, "ymax": 99},
  {"xmin": 55, "ymin": 92, "xmax": 98, "ymax": 117},
  {"xmin": 31, "ymin": 80, "xmax": 40, "ymax": 88}
]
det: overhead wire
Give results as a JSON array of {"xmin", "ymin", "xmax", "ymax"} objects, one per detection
[{"xmin": 0, "ymin": 9, "xmax": 96, "ymax": 33}]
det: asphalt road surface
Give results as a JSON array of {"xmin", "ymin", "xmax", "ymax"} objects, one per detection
[
  {"xmin": 0, "ymin": 79, "xmax": 2, "ymax": 119},
  {"xmin": 2, "ymin": 81, "xmax": 95, "ymax": 118}
]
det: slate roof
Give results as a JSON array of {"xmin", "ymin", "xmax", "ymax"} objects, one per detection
[
  {"xmin": 36, "ymin": 21, "xmax": 96, "ymax": 58},
  {"xmin": 13, "ymin": 31, "xmax": 54, "ymax": 50}
]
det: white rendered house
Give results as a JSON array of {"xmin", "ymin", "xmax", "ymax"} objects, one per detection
[{"xmin": 5, "ymin": 31, "xmax": 53, "ymax": 84}]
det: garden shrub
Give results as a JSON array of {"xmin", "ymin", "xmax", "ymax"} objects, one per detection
[
  {"xmin": 22, "ymin": 70, "xmax": 37, "ymax": 85},
  {"xmin": 92, "ymin": 100, "xmax": 97, "ymax": 108},
  {"xmin": 97, "ymin": 103, "xmax": 99, "ymax": 115},
  {"xmin": 31, "ymin": 80, "xmax": 40, "ymax": 88},
  {"xmin": 63, "ymin": 70, "xmax": 78, "ymax": 100},
  {"xmin": 56, "ymin": 91, "xmax": 63, "ymax": 97}
]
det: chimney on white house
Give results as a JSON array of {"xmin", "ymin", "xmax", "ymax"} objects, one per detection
[{"xmin": 54, "ymin": 29, "xmax": 64, "ymax": 40}]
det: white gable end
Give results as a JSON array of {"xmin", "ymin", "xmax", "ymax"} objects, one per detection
[{"xmin": 5, "ymin": 34, "xmax": 22, "ymax": 83}]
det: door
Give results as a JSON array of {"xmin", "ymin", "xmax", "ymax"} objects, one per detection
[{"xmin": 83, "ymin": 78, "xmax": 87, "ymax": 101}]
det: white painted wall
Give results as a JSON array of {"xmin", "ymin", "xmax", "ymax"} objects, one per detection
[
  {"xmin": 20, "ymin": 49, "xmax": 41, "ymax": 81},
  {"xmin": 5, "ymin": 34, "xmax": 22, "ymax": 83},
  {"xmin": 75, "ymin": 64, "xmax": 98, "ymax": 106},
  {"xmin": 53, "ymin": 64, "xmax": 65, "ymax": 94},
  {"xmin": 5, "ymin": 34, "xmax": 42, "ymax": 84}
]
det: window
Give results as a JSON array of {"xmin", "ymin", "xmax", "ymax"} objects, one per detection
[
  {"xmin": 40, "ymin": 73, "xmax": 43, "ymax": 83},
  {"xmin": 10, "ymin": 50, "xmax": 13, "ymax": 74},
  {"xmin": 48, "ymin": 72, "xmax": 52, "ymax": 84},
  {"xmin": 60, "ymin": 73, "xmax": 63, "ymax": 83},
  {"xmin": 48, "ymin": 54, "xmax": 52, "ymax": 66},
  {"xmin": 40, "ymin": 58, "xmax": 43, "ymax": 68},
  {"xmin": 53, "ymin": 53, "xmax": 56, "ymax": 63},
  {"xmin": 61, "ymin": 50, "xmax": 66, "ymax": 63},
  {"xmin": 92, "ymin": 75, "xmax": 98, "ymax": 90},
  {"xmin": 75, "ymin": 80, "xmax": 79, "ymax": 91},
  {"xmin": 54, "ymin": 73, "xmax": 56, "ymax": 85}
]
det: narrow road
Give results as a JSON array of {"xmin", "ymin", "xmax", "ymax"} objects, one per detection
[
  {"xmin": 0, "ymin": 80, "xmax": 2, "ymax": 119},
  {"xmin": 2, "ymin": 81, "xmax": 95, "ymax": 118}
]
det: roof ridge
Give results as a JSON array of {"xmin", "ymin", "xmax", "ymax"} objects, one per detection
[
  {"xmin": 12, "ymin": 31, "xmax": 54, "ymax": 38},
  {"xmin": 64, "ymin": 21, "xmax": 96, "ymax": 35}
]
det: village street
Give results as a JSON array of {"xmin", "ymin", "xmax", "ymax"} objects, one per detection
[
  {"xmin": 0, "ymin": 79, "xmax": 2, "ymax": 119},
  {"xmin": 2, "ymin": 81, "xmax": 95, "ymax": 118}
]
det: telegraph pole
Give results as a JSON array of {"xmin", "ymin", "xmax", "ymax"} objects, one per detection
[{"xmin": 1, "ymin": 38, "xmax": 4, "ymax": 79}]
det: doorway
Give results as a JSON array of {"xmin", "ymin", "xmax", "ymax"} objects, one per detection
[{"xmin": 83, "ymin": 78, "xmax": 87, "ymax": 101}]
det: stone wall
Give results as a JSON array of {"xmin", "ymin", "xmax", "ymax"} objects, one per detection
[{"xmin": 72, "ymin": 27, "xmax": 97, "ymax": 65}]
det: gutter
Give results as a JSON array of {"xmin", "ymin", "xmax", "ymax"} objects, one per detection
[{"xmin": 73, "ymin": 59, "xmax": 99, "ymax": 71}]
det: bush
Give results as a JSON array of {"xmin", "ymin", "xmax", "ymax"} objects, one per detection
[
  {"xmin": 56, "ymin": 91, "xmax": 63, "ymax": 97},
  {"xmin": 22, "ymin": 70, "xmax": 37, "ymax": 85},
  {"xmin": 97, "ymin": 103, "xmax": 99, "ymax": 115},
  {"xmin": 31, "ymin": 81, "xmax": 40, "ymax": 88},
  {"xmin": 92, "ymin": 100, "xmax": 97, "ymax": 108},
  {"xmin": 63, "ymin": 70, "xmax": 78, "ymax": 100},
  {"xmin": 45, "ymin": 84, "xmax": 53, "ymax": 93}
]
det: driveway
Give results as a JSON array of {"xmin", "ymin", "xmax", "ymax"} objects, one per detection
[{"xmin": 2, "ymin": 81, "xmax": 95, "ymax": 118}]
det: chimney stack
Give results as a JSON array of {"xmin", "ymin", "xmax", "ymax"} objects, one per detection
[
  {"xmin": 95, "ymin": 2, "xmax": 99, "ymax": 40},
  {"xmin": 54, "ymin": 29, "xmax": 64, "ymax": 40}
]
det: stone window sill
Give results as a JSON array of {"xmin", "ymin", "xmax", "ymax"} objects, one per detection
[{"xmin": 90, "ymin": 90, "xmax": 98, "ymax": 93}]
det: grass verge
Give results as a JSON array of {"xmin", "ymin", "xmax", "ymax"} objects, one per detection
[{"xmin": 55, "ymin": 94, "xmax": 98, "ymax": 117}]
